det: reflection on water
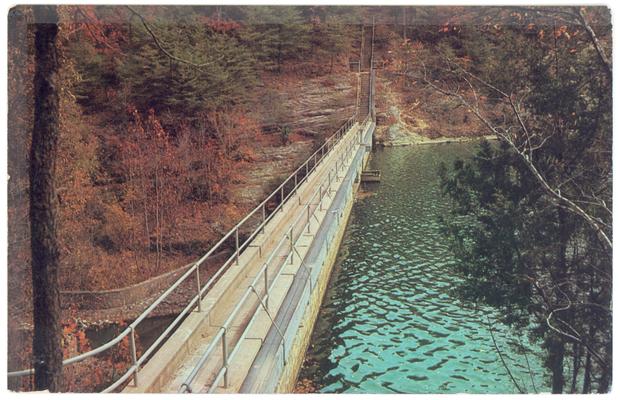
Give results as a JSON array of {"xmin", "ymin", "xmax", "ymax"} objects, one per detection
[{"xmin": 298, "ymin": 143, "xmax": 548, "ymax": 393}]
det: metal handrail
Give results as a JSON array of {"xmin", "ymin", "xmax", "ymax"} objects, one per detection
[
  {"xmin": 179, "ymin": 110, "xmax": 364, "ymax": 393},
  {"xmin": 7, "ymin": 115, "xmax": 356, "ymax": 389},
  {"xmin": 359, "ymin": 23, "xmax": 365, "ymax": 71},
  {"xmin": 202, "ymin": 27, "xmax": 376, "ymax": 394},
  {"xmin": 369, "ymin": 18, "xmax": 376, "ymax": 123},
  {"xmin": 202, "ymin": 49, "xmax": 376, "ymax": 395},
  {"xmin": 369, "ymin": 69, "xmax": 376, "ymax": 122},
  {"xmin": 370, "ymin": 17, "xmax": 375, "ymax": 72}
]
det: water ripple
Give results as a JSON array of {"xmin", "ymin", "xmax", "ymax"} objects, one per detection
[{"xmin": 299, "ymin": 145, "xmax": 548, "ymax": 393}]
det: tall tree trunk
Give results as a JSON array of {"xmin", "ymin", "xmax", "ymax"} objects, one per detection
[
  {"xmin": 570, "ymin": 342, "xmax": 582, "ymax": 393},
  {"xmin": 30, "ymin": 4, "xmax": 62, "ymax": 392},
  {"xmin": 548, "ymin": 336, "xmax": 565, "ymax": 393},
  {"xmin": 598, "ymin": 338, "xmax": 612, "ymax": 392},
  {"xmin": 582, "ymin": 342, "xmax": 592, "ymax": 393},
  {"xmin": 137, "ymin": 151, "xmax": 150, "ymax": 251},
  {"xmin": 547, "ymin": 206, "xmax": 568, "ymax": 394},
  {"xmin": 154, "ymin": 167, "xmax": 161, "ymax": 270},
  {"xmin": 596, "ymin": 258, "xmax": 613, "ymax": 393}
]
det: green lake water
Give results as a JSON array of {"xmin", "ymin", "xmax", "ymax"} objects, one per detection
[{"xmin": 298, "ymin": 143, "xmax": 549, "ymax": 394}]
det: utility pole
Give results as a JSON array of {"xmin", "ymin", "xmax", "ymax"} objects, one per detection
[{"xmin": 31, "ymin": 4, "xmax": 63, "ymax": 392}]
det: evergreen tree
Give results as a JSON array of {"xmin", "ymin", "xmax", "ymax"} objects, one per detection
[
  {"xmin": 436, "ymin": 8, "xmax": 611, "ymax": 393},
  {"xmin": 122, "ymin": 16, "xmax": 257, "ymax": 122},
  {"xmin": 309, "ymin": 14, "xmax": 354, "ymax": 72},
  {"xmin": 240, "ymin": 6, "xmax": 311, "ymax": 72}
]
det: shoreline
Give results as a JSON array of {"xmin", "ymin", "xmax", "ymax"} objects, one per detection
[{"xmin": 377, "ymin": 134, "xmax": 497, "ymax": 147}]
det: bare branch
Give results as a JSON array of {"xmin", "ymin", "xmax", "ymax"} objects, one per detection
[
  {"xmin": 484, "ymin": 315, "xmax": 525, "ymax": 394},
  {"xmin": 420, "ymin": 61, "xmax": 612, "ymax": 250},
  {"xmin": 533, "ymin": 280, "xmax": 608, "ymax": 368},
  {"xmin": 125, "ymin": 6, "xmax": 223, "ymax": 69},
  {"xmin": 517, "ymin": 335, "xmax": 539, "ymax": 393},
  {"xmin": 575, "ymin": 7, "xmax": 612, "ymax": 78}
]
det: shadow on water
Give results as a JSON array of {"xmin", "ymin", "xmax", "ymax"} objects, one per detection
[{"xmin": 298, "ymin": 143, "xmax": 549, "ymax": 394}]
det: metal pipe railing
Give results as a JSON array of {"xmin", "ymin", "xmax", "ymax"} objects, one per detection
[
  {"xmin": 8, "ymin": 115, "xmax": 357, "ymax": 390},
  {"xmin": 180, "ymin": 111, "xmax": 366, "ymax": 394},
  {"xmin": 206, "ymin": 118, "xmax": 364, "ymax": 389},
  {"xmin": 370, "ymin": 16, "xmax": 375, "ymax": 70}
]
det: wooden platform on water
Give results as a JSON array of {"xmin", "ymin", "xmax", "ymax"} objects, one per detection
[{"xmin": 361, "ymin": 170, "xmax": 380, "ymax": 182}]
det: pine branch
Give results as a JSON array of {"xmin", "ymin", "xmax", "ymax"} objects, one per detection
[{"xmin": 485, "ymin": 315, "xmax": 525, "ymax": 394}]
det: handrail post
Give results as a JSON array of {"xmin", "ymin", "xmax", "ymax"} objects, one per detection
[
  {"xmin": 129, "ymin": 327, "xmax": 139, "ymax": 386},
  {"xmin": 297, "ymin": 172, "xmax": 301, "ymax": 205},
  {"xmin": 222, "ymin": 329, "xmax": 229, "ymax": 388},
  {"xmin": 319, "ymin": 185, "xmax": 323, "ymax": 211},
  {"xmin": 235, "ymin": 228, "xmax": 240, "ymax": 265},
  {"xmin": 261, "ymin": 203, "xmax": 266, "ymax": 233},
  {"xmin": 307, "ymin": 207, "xmax": 311, "ymax": 233},
  {"xmin": 289, "ymin": 227, "xmax": 294, "ymax": 265},
  {"xmin": 264, "ymin": 266, "xmax": 269, "ymax": 310},
  {"xmin": 195, "ymin": 264, "xmax": 202, "ymax": 312}
]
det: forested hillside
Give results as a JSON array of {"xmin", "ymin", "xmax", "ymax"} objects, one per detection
[
  {"xmin": 8, "ymin": 5, "xmax": 359, "ymax": 300},
  {"xmin": 8, "ymin": 5, "xmax": 365, "ymax": 389}
]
